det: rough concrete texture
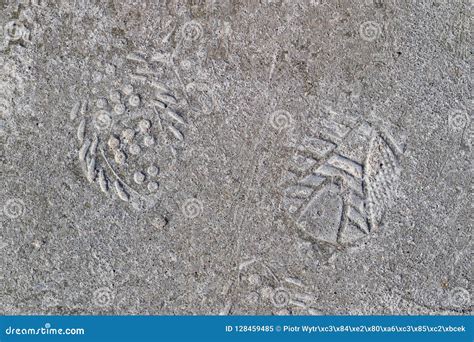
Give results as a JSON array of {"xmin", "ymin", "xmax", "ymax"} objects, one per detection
[{"xmin": 0, "ymin": 0, "xmax": 472, "ymax": 315}]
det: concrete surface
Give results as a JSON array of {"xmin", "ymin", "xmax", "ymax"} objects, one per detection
[{"xmin": 0, "ymin": 0, "xmax": 472, "ymax": 315}]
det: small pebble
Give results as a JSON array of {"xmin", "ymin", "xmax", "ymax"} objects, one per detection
[
  {"xmin": 107, "ymin": 136, "xmax": 120, "ymax": 149},
  {"xmin": 147, "ymin": 181, "xmax": 159, "ymax": 192},
  {"xmin": 133, "ymin": 171, "xmax": 145, "ymax": 184},
  {"xmin": 121, "ymin": 128, "xmax": 135, "ymax": 142},
  {"xmin": 96, "ymin": 98, "xmax": 108, "ymax": 109},
  {"xmin": 32, "ymin": 240, "xmax": 42, "ymax": 249},
  {"xmin": 128, "ymin": 94, "xmax": 141, "ymax": 107},
  {"xmin": 122, "ymin": 84, "xmax": 134, "ymax": 95},
  {"xmin": 110, "ymin": 90, "xmax": 121, "ymax": 103},
  {"xmin": 95, "ymin": 112, "xmax": 111, "ymax": 130},
  {"xmin": 143, "ymin": 135, "xmax": 155, "ymax": 146},
  {"xmin": 114, "ymin": 103, "xmax": 126, "ymax": 115},
  {"xmin": 138, "ymin": 119, "xmax": 151, "ymax": 132},
  {"xmin": 147, "ymin": 165, "xmax": 159, "ymax": 176},
  {"xmin": 114, "ymin": 151, "xmax": 126, "ymax": 164},
  {"xmin": 105, "ymin": 64, "xmax": 116, "ymax": 75},
  {"xmin": 129, "ymin": 144, "xmax": 141, "ymax": 155},
  {"xmin": 152, "ymin": 215, "xmax": 167, "ymax": 229},
  {"xmin": 248, "ymin": 274, "xmax": 261, "ymax": 286}
]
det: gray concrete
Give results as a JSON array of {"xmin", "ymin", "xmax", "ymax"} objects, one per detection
[{"xmin": 0, "ymin": 0, "xmax": 471, "ymax": 315}]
